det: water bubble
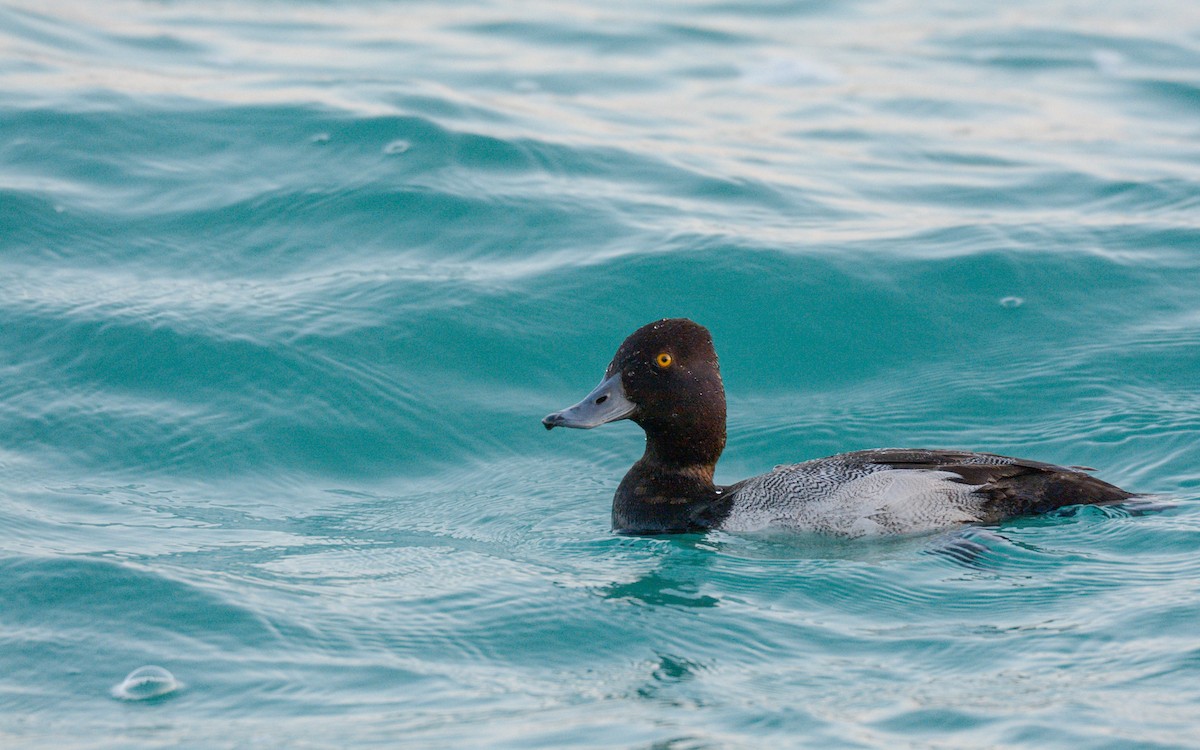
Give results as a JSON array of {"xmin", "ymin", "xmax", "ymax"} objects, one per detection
[
  {"xmin": 999, "ymin": 296, "xmax": 1024, "ymax": 308},
  {"xmin": 383, "ymin": 139, "xmax": 410, "ymax": 155},
  {"xmin": 111, "ymin": 665, "xmax": 180, "ymax": 701}
]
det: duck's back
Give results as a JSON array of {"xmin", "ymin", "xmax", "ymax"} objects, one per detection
[{"xmin": 720, "ymin": 449, "xmax": 1133, "ymax": 536}]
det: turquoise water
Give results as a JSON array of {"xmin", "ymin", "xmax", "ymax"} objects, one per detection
[{"xmin": 2, "ymin": 0, "xmax": 1200, "ymax": 746}]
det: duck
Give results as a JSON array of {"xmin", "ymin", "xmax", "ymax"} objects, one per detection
[{"xmin": 542, "ymin": 318, "xmax": 1135, "ymax": 536}]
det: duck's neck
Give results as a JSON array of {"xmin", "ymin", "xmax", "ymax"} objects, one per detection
[{"xmin": 611, "ymin": 418, "xmax": 730, "ymax": 534}]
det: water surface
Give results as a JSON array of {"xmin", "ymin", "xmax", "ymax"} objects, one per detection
[{"xmin": 2, "ymin": 0, "xmax": 1200, "ymax": 747}]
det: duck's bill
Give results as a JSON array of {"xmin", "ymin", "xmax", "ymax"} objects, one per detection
[{"xmin": 542, "ymin": 372, "xmax": 636, "ymax": 430}]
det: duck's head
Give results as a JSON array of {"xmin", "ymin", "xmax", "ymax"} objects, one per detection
[{"xmin": 542, "ymin": 318, "xmax": 727, "ymax": 465}]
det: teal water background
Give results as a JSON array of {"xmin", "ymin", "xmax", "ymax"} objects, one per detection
[{"xmin": 3, "ymin": 1, "xmax": 1200, "ymax": 747}]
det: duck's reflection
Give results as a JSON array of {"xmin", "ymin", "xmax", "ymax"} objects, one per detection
[{"xmin": 596, "ymin": 534, "xmax": 722, "ymax": 609}]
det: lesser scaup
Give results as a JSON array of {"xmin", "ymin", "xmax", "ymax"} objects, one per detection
[{"xmin": 542, "ymin": 318, "xmax": 1135, "ymax": 535}]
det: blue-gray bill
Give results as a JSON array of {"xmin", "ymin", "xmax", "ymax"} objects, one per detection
[{"xmin": 543, "ymin": 372, "xmax": 636, "ymax": 430}]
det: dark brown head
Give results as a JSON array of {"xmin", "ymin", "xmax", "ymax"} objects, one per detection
[{"xmin": 542, "ymin": 318, "xmax": 727, "ymax": 468}]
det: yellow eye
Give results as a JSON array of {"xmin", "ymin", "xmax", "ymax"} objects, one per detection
[{"xmin": 655, "ymin": 352, "xmax": 673, "ymax": 368}]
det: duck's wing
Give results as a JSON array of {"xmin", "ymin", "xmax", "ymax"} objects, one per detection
[
  {"xmin": 720, "ymin": 448, "xmax": 1135, "ymax": 536},
  {"xmin": 839, "ymin": 448, "xmax": 1134, "ymax": 522}
]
